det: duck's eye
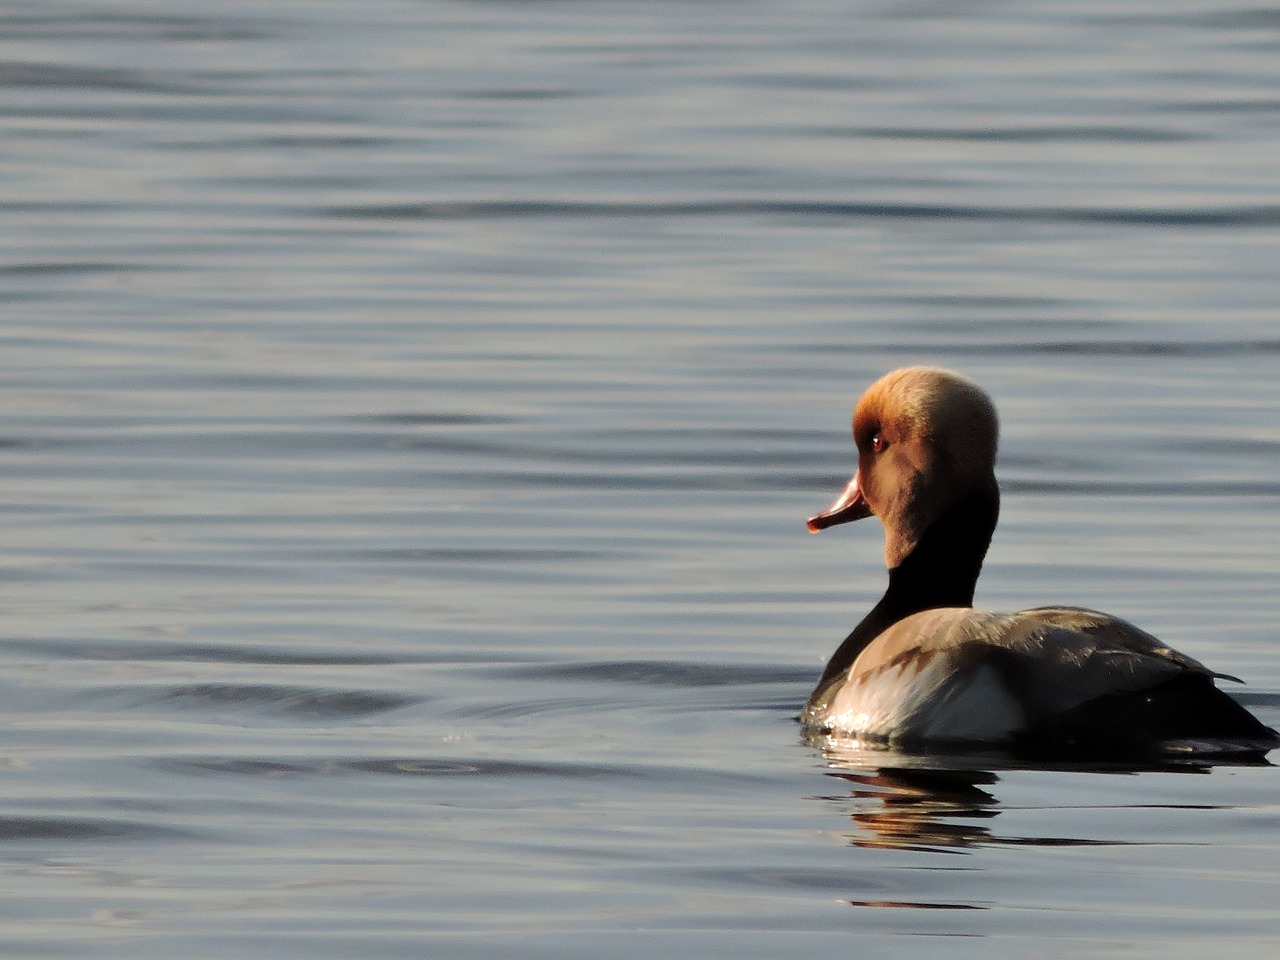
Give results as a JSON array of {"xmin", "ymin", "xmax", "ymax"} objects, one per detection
[{"xmin": 871, "ymin": 433, "xmax": 888, "ymax": 453}]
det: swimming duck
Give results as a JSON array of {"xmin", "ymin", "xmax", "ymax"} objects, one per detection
[{"xmin": 803, "ymin": 366, "xmax": 1279, "ymax": 755}]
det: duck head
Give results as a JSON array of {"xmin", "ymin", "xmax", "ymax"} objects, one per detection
[{"xmin": 807, "ymin": 367, "xmax": 1000, "ymax": 569}]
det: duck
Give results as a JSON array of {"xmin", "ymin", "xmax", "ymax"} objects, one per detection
[{"xmin": 803, "ymin": 366, "xmax": 1279, "ymax": 756}]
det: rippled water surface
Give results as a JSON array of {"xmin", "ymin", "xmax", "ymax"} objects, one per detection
[{"xmin": 3, "ymin": 0, "xmax": 1280, "ymax": 956}]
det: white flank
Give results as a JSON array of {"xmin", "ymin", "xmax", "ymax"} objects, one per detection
[{"xmin": 823, "ymin": 655, "xmax": 1025, "ymax": 744}]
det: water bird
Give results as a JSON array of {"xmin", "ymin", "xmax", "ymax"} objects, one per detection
[{"xmin": 804, "ymin": 366, "xmax": 1279, "ymax": 756}]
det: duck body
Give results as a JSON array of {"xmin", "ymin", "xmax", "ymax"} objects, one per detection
[
  {"xmin": 804, "ymin": 604, "xmax": 1274, "ymax": 753},
  {"xmin": 804, "ymin": 367, "xmax": 1279, "ymax": 757}
]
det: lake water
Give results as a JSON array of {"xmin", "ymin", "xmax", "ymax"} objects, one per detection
[{"xmin": 2, "ymin": 0, "xmax": 1280, "ymax": 956}]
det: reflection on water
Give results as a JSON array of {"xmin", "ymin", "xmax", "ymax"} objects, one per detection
[
  {"xmin": 827, "ymin": 766, "xmax": 1002, "ymax": 855},
  {"xmin": 811, "ymin": 732, "xmax": 1273, "ymax": 863}
]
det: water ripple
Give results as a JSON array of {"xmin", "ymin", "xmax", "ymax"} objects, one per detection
[
  {"xmin": 0, "ymin": 61, "xmax": 212, "ymax": 94},
  {"xmin": 156, "ymin": 755, "xmax": 773, "ymax": 788},
  {"xmin": 2, "ymin": 11, "xmax": 276, "ymax": 42},
  {"xmin": 3, "ymin": 637, "xmax": 420, "ymax": 666},
  {"xmin": 322, "ymin": 199, "xmax": 1280, "ymax": 228},
  {"xmin": 791, "ymin": 338, "xmax": 1280, "ymax": 359},
  {"xmin": 159, "ymin": 756, "xmax": 643, "ymax": 781},
  {"xmin": 0, "ymin": 817, "xmax": 191, "ymax": 842},
  {"xmin": 144, "ymin": 684, "xmax": 417, "ymax": 718},
  {"xmin": 820, "ymin": 125, "xmax": 1200, "ymax": 143},
  {"xmin": 499, "ymin": 660, "xmax": 812, "ymax": 688}
]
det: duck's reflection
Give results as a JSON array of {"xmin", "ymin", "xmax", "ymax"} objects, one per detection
[
  {"xmin": 808, "ymin": 730, "xmax": 1269, "ymax": 854},
  {"xmin": 824, "ymin": 762, "xmax": 1001, "ymax": 852}
]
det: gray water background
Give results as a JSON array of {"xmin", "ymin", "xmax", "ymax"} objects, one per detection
[{"xmin": 2, "ymin": 0, "xmax": 1280, "ymax": 956}]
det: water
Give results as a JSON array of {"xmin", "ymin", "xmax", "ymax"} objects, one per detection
[{"xmin": 2, "ymin": 0, "xmax": 1280, "ymax": 955}]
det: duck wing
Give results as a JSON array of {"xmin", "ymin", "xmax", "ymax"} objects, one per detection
[
  {"xmin": 1015, "ymin": 605, "xmax": 1232, "ymax": 679},
  {"xmin": 813, "ymin": 607, "xmax": 1233, "ymax": 745},
  {"xmin": 991, "ymin": 606, "xmax": 1220, "ymax": 723}
]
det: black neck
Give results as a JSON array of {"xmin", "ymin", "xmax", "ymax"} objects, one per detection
[{"xmin": 810, "ymin": 486, "xmax": 999, "ymax": 694}]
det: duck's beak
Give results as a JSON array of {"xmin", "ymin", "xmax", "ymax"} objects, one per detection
[{"xmin": 807, "ymin": 471, "xmax": 872, "ymax": 533}]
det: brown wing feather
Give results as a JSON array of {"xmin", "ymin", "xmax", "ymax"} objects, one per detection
[
  {"xmin": 1015, "ymin": 605, "xmax": 1233, "ymax": 679},
  {"xmin": 843, "ymin": 606, "xmax": 1222, "ymax": 728}
]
